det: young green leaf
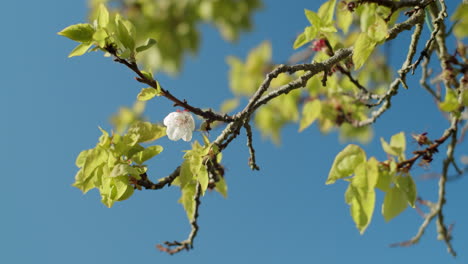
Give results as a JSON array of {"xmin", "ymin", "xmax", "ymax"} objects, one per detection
[
  {"xmin": 131, "ymin": 145, "xmax": 163, "ymax": 165},
  {"xmin": 58, "ymin": 23, "xmax": 95, "ymax": 42},
  {"xmin": 380, "ymin": 132, "xmax": 406, "ymax": 160},
  {"xmin": 299, "ymin": 100, "xmax": 322, "ymax": 132},
  {"xmin": 293, "ymin": 32, "xmax": 309, "ymax": 49},
  {"xmin": 353, "ymin": 33, "xmax": 376, "ymax": 70},
  {"xmin": 109, "ymin": 163, "xmax": 140, "ymax": 178},
  {"xmin": 136, "ymin": 38, "xmax": 157, "ymax": 53},
  {"xmin": 97, "ymin": 4, "xmax": 110, "ymax": 28},
  {"xmin": 68, "ymin": 43, "xmax": 93, "ymax": 58},
  {"xmin": 137, "ymin": 87, "xmax": 162, "ymax": 101},
  {"xmin": 215, "ymin": 177, "xmax": 228, "ymax": 198},
  {"xmin": 115, "ymin": 16, "xmax": 135, "ymax": 50},
  {"xmin": 337, "ymin": 3, "xmax": 353, "ymax": 33},
  {"xmin": 382, "ymin": 185, "xmax": 408, "ymax": 221},
  {"xmin": 367, "ymin": 15, "xmax": 388, "ymax": 42},
  {"xmin": 395, "ymin": 174, "xmax": 417, "ymax": 207},
  {"xmin": 327, "ymin": 144, "xmax": 366, "ymax": 184},
  {"xmin": 345, "ymin": 184, "xmax": 376, "ymax": 234},
  {"xmin": 439, "ymin": 89, "xmax": 460, "ymax": 112},
  {"xmin": 305, "ymin": 9, "xmax": 322, "ymax": 28},
  {"xmin": 198, "ymin": 165, "xmax": 209, "ymax": 195},
  {"xmin": 318, "ymin": 0, "xmax": 337, "ymax": 25},
  {"xmin": 179, "ymin": 183, "xmax": 197, "ymax": 221}
]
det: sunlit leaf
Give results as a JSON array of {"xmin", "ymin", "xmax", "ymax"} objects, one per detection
[
  {"xmin": 299, "ymin": 100, "xmax": 322, "ymax": 132},
  {"xmin": 68, "ymin": 43, "xmax": 93, "ymax": 58},
  {"xmin": 382, "ymin": 185, "xmax": 408, "ymax": 221},
  {"xmin": 353, "ymin": 33, "xmax": 376, "ymax": 70},
  {"xmin": 58, "ymin": 23, "xmax": 95, "ymax": 42},
  {"xmin": 131, "ymin": 145, "xmax": 163, "ymax": 165},
  {"xmin": 327, "ymin": 144, "xmax": 366, "ymax": 184}
]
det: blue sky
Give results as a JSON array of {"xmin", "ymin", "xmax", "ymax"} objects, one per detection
[{"xmin": 1, "ymin": 0, "xmax": 467, "ymax": 263}]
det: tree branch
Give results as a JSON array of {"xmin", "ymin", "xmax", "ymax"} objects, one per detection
[
  {"xmin": 107, "ymin": 48, "xmax": 234, "ymax": 123},
  {"xmin": 157, "ymin": 183, "xmax": 202, "ymax": 255}
]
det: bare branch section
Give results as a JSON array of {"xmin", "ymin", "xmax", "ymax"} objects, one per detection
[
  {"xmin": 244, "ymin": 121, "xmax": 260, "ymax": 170},
  {"xmin": 135, "ymin": 167, "xmax": 180, "ymax": 190},
  {"xmin": 358, "ymin": 0, "xmax": 434, "ymax": 10},
  {"xmin": 157, "ymin": 183, "xmax": 202, "ymax": 255}
]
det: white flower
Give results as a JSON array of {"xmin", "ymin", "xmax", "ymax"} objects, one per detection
[{"xmin": 163, "ymin": 111, "xmax": 195, "ymax": 142}]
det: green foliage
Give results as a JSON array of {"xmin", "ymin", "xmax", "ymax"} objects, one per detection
[
  {"xmin": 137, "ymin": 86, "xmax": 162, "ymax": 101},
  {"xmin": 328, "ymin": 132, "xmax": 417, "ymax": 232},
  {"xmin": 293, "ymin": 0, "xmax": 338, "ymax": 49},
  {"xmin": 73, "ymin": 122, "xmax": 165, "ymax": 208},
  {"xmin": 299, "ymin": 100, "xmax": 322, "ymax": 132},
  {"xmin": 58, "ymin": 23, "xmax": 95, "ymax": 42},
  {"xmin": 439, "ymin": 89, "xmax": 461, "ymax": 112},
  {"xmin": 327, "ymin": 144, "xmax": 367, "ymax": 184},
  {"xmin": 451, "ymin": 3, "xmax": 468, "ymax": 39},
  {"xmin": 352, "ymin": 33, "xmax": 376, "ymax": 70},
  {"xmin": 88, "ymin": 0, "xmax": 261, "ymax": 74},
  {"xmin": 58, "ymin": 4, "xmax": 158, "ymax": 61},
  {"xmin": 227, "ymin": 41, "xmax": 272, "ymax": 96},
  {"xmin": 380, "ymin": 132, "xmax": 406, "ymax": 161},
  {"xmin": 172, "ymin": 138, "xmax": 226, "ymax": 220}
]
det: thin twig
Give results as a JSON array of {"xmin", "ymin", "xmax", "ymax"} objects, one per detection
[
  {"xmin": 107, "ymin": 49, "xmax": 234, "ymax": 123},
  {"xmin": 157, "ymin": 183, "xmax": 202, "ymax": 255},
  {"xmin": 244, "ymin": 121, "xmax": 260, "ymax": 170}
]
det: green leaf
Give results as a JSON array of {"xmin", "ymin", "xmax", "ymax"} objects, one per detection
[
  {"xmin": 395, "ymin": 174, "xmax": 417, "ymax": 207},
  {"xmin": 304, "ymin": 26, "xmax": 318, "ymax": 41},
  {"xmin": 215, "ymin": 177, "xmax": 228, "ymax": 198},
  {"xmin": 92, "ymin": 28, "xmax": 108, "ymax": 48},
  {"xmin": 305, "ymin": 9, "xmax": 322, "ymax": 28},
  {"xmin": 141, "ymin": 70, "xmax": 153, "ymax": 80},
  {"xmin": 198, "ymin": 165, "xmax": 209, "ymax": 195},
  {"xmin": 109, "ymin": 163, "xmax": 140, "ymax": 178},
  {"xmin": 136, "ymin": 38, "xmax": 157, "ymax": 53},
  {"xmin": 75, "ymin": 149, "xmax": 92, "ymax": 168},
  {"xmin": 115, "ymin": 16, "xmax": 135, "ymax": 50},
  {"xmin": 73, "ymin": 163, "xmax": 104, "ymax": 193},
  {"xmin": 345, "ymin": 184, "xmax": 375, "ymax": 234},
  {"xmin": 327, "ymin": 144, "xmax": 366, "ymax": 184},
  {"xmin": 451, "ymin": 3, "xmax": 468, "ymax": 38},
  {"xmin": 293, "ymin": 32, "xmax": 309, "ymax": 49},
  {"xmin": 179, "ymin": 183, "xmax": 197, "ymax": 221},
  {"xmin": 97, "ymin": 4, "xmax": 110, "ymax": 28},
  {"xmin": 131, "ymin": 145, "xmax": 163, "ymax": 165},
  {"xmin": 382, "ymin": 185, "xmax": 408, "ymax": 221},
  {"xmin": 375, "ymin": 167, "xmax": 393, "ymax": 192},
  {"xmin": 299, "ymin": 100, "xmax": 322, "ymax": 132},
  {"xmin": 439, "ymin": 89, "xmax": 460, "ymax": 112},
  {"xmin": 318, "ymin": 0, "xmax": 337, "ymax": 25},
  {"xmin": 352, "ymin": 157, "xmax": 379, "ymax": 189},
  {"xmin": 68, "ymin": 42, "xmax": 93, "ymax": 58},
  {"xmin": 127, "ymin": 121, "xmax": 166, "ymax": 143},
  {"xmin": 58, "ymin": 23, "xmax": 95, "ymax": 42},
  {"xmin": 337, "ymin": 3, "xmax": 353, "ymax": 33},
  {"xmin": 137, "ymin": 87, "xmax": 162, "ymax": 101},
  {"xmin": 462, "ymin": 89, "xmax": 468, "ymax": 107},
  {"xmin": 367, "ymin": 15, "xmax": 388, "ymax": 42},
  {"xmin": 353, "ymin": 33, "xmax": 376, "ymax": 70},
  {"xmin": 81, "ymin": 147, "xmax": 108, "ymax": 184},
  {"xmin": 380, "ymin": 132, "xmax": 406, "ymax": 160},
  {"xmin": 179, "ymin": 160, "xmax": 194, "ymax": 188}
]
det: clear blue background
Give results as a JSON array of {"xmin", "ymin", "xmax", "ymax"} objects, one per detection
[{"xmin": 1, "ymin": 1, "xmax": 467, "ymax": 263}]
